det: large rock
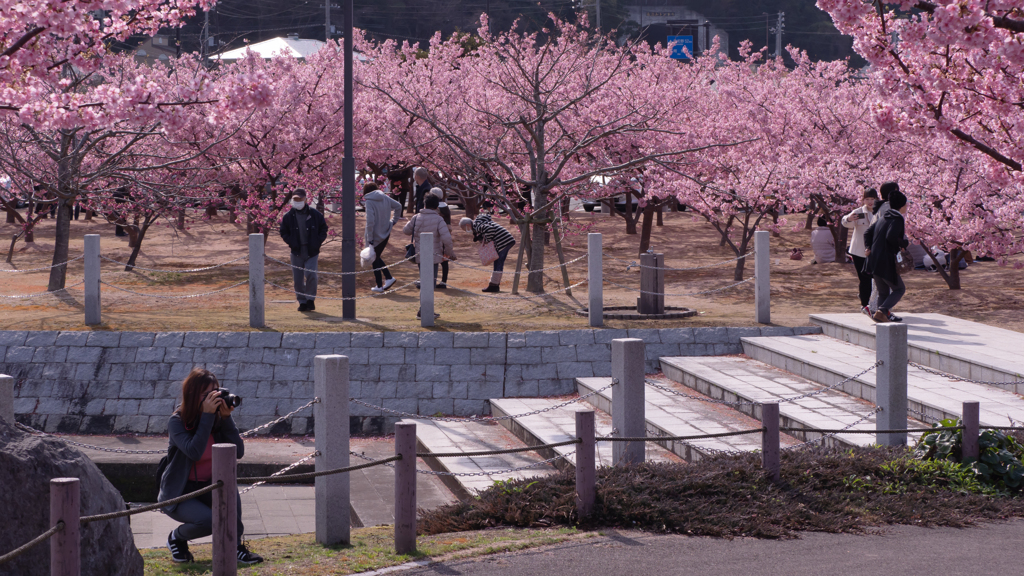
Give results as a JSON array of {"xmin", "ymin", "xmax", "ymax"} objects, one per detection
[{"xmin": 0, "ymin": 418, "xmax": 143, "ymax": 576}]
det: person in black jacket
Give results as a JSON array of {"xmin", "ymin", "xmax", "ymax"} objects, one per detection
[
  {"xmin": 413, "ymin": 167, "xmax": 431, "ymax": 213},
  {"xmin": 279, "ymin": 188, "xmax": 328, "ymax": 312},
  {"xmin": 863, "ymin": 190, "xmax": 910, "ymax": 323}
]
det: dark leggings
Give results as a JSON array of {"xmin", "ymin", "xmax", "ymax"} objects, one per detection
[
  {"xmin": 372, "ymin": 236, "xmax": 394, "ymax": 287},
  {"xmin": 874, "ymin": 273, "xmax": 906, "ymax": 312},
  {"xmin": 851, "ymin": 255, "xmax": 872, "ymax": 307},
  {"xmin": 493, "ymin": 244, "xmax": 513, "ymax": 272},
  {"xmin": 165, "ymin": 480, "xmax": 245, "ymax": 546},
  {"xmin": 440, "ymin": 261, "xmax": 448, "ymax": 284}
]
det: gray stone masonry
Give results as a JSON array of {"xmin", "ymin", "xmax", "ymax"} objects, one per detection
[{"xmin": 2, "ymin": 326, "xmax": 820, "ymax": 435}]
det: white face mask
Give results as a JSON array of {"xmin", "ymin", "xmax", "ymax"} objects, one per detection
[{"xmin": 291, "ymin": 200, "xmax": 306, "ymax": 210}]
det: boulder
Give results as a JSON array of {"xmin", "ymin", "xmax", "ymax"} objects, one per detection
[{"xmin": 0, "ymin": 418, "xmax": 143, "ymax": 576}]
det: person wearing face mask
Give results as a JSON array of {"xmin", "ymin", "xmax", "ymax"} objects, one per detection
[
  {"xmin": 863, "ymin": 190, "xmax": 910, "ymax": 323},
  {"xmin": 842, "ymin": 187, "xmax": 879, "ymax": 317},
  {"xmin": 279, "ymin": 188, "xmax": 328, "ymax": 312}
]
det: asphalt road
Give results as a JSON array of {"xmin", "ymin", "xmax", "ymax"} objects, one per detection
[{"xmin": 403, "ymin": 520, "xmax": 1024, "ymax": 576}]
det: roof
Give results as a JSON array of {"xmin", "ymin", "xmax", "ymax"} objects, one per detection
[{"xmin": 212, "ymin": 36, "xmax": 326, "ymax": 61}]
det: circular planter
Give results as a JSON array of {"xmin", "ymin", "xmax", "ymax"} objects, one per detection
[{"xmin": 574, "ymin": 306, "xmax": 698, "ymax": 320}]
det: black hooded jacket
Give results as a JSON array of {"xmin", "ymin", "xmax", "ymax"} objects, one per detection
[
  {"xmin": 862, "ymin": 208, "xmax": 909, "ymax": 284},
  {"xmin": 280, "ymin": 206, "xmax": 328, "ymax": 256}
]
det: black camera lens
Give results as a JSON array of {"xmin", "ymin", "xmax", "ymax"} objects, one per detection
[{"xmin": 217, "ymin": 388, "xmax": 242, "ymax": 408}]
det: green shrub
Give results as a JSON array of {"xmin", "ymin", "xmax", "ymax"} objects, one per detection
[{"xmin": 914, "ymin": 418, "xmax": 1024, "ymax": 491}]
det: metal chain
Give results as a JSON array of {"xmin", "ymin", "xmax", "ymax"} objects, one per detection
[
  {"xmin": 416, "ymin": 450, "xmax": 573, "ymax": 477},
  {"xmin": 240, "ymin": 451, "xmax": 318, "ymax": 495},
  {"xmin": 238, "ymin": 455, "xmax": 401, "ymax": 483},
  {"xmin": 782, "ymin": 407, "xmax": 882, "ymax": 451},
  {"xmin": 14, "ymin": 422, "xmax": 168, "ymax": 454},
  {"xmin": 451, "ymin": 253, "xmax": 588, "ymax": 274},
  {"xmin": 100, "ymin": 279, "xmax": 248, "ymax": 299},
  {"xmin": 907, "ymin": 405, "xmax": 941, "ymax": 423},
  {"xmin": 419, "ymin": 439, "xmax": 581, "ymax": 458},
  {"xmin": 265, "ymin": 254, "xmax": 416, "ymax": 276},
  {"xmin": 618, "ymin": 251, "xmax": 753, "ymax": 272},
  {"xmin": 0, "ymin": 255, "xmax": 84, "ymax": 273},
  {"xmin": 100, "ymin": 254, "xmax": 249, "ymax": 274},
  {"xmin": 448, "ymin": 279, "xmax": 588, "ymax": 301},
  {"xmin": 265, "ymin": 279, "xmax": 417, "ymax": 300},
  {"xmin": 774, "ymin": 360, "xmax": 882, "ymax": 404},
  {"xmin": 350, "ymin": 381, "xmax": 615, "ymax": 423},
  {"xmin": 0, "ymin": 281, "xmax": 85, "ymax": 299},
  {"xmin": 603, "ymin": 277, "xmax": 753, "ymax": 297},
  {"xmin": 909, "ymin": 361, "xmax": 1024, "ymax": 386},
  {"xmin": 241, "ymin": 398, "xmax": 320, "ymax": 437},
  {"xmin": 645, "ymin": 380, "xmax": 757, "ymax": 407}
]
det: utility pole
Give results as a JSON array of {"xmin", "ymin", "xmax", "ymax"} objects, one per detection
[
  {"xmin": 325, "ymin": 0, "xmax": 331, "ymax": 42},
  {"xmin": 201, "ymin": 9, "xmax": 209, "ymax": 63},
  {"xmin": 342, "ymin": 0, "xmax": 356, "ymax": 318},
  {"xmin": 596, "ymin": 0, "xmax": 601, "ymax": 31},
  {"xmin": 775, "ymin": 12, "xmax": 785, "ymax": 58}
]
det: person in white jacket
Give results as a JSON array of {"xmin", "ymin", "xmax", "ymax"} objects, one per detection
[{"xmin": 841, "ymin": 188, "xmax": 879, "ymax": 317}]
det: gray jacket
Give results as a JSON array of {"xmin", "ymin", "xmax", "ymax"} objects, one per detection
[
  {"xmin": 158, "ymin": 412, "xmax": 244, "ymax": 513},
  {"xmin": 364, "ymin": 190, "xmax": 403, "ymax": 247}
]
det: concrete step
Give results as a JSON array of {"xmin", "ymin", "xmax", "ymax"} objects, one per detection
[
  {"xmin": 810, "ymin": 313, "xmax": 1024, "ymax": 393},
  {"xmin": 574, "ymin": 377, "xmax": 779, "ymax": 461},
  {"xmin": 741, "ymin": 334, "xmax": 1024, "ymax": 426},
  {"xmin": 489, "ymin": 398, "xmax": 683, "ymax": 470},
  {"xmin": 659, "ymin": 356, "xmax": 925, "ymax": 447},
  {"xmin": 410, "ymin": 418, "xmax": 559, "ymax": 501}
]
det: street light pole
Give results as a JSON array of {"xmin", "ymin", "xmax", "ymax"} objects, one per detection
[
  {"xmin": 342, "ymin": 0, "xmax": 356, "ymax": 318},
  {"xmin": 325, "ymin": 0, "xmax": 331, "ymax": 43}
]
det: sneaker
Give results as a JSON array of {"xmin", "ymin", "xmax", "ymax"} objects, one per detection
[
  {"xmin": 307, "ymin": 300, "xmax": 315, "ymax": 312},
  {"xmin": 415, "ymin": 310, "xmax": 441, "ymax": 319},
  {"xmin": 236, "ymin": 543, "xmax": 263, "ymax": 565},
  {"xmin": 371, "ymin": 286, "xmax": 385, "ymax": 293},
  {"xmin": 872, "ymin": 310, "xmax": 889, "ymax": 323},
  {"xmin": 482, "ymin": 283, "xmax": 500, "ymax": 293},
  {"xmin": 435, "ymin": 282, "xmax": 447, "ymax": 289},
  {"xmin": 860, "ymin": 305, "xmax": 872, "ymax": 318},
  {"xmin": 887, "ymin": 311, "xmax": 903, "ymax": 322},
  {"xmin": 167, "ymin": 532, "xmax": 193, "ymax": 563},
  {"xmin": 382, "ymin": 278, "xmax": 396, "ymax": 290},
  {"xmin": 298, "ymin": 302, "xmax": 310, "ymax": 312}
]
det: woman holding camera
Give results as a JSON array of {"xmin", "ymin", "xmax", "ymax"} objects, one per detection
[
  {"xmin": 158, "ymin": 368, "xmax": 263, "ymax": 565},
  {"xmin": 842, "ymin": 188, "xmax": 879, "ymax": 317}
]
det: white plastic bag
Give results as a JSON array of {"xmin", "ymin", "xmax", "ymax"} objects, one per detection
[{"xmin": 360, "ymin": 246, "xmax": 374, "ymax": 269}]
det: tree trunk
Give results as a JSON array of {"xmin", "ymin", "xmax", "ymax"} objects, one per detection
[
  {"xmin": 126, "ymin": 225, "xmax": 141, "ymax": 248},
  {"xmin": 551, "ymin": 220, "xmax": 572, "ymax": 297},
  {"xmin": 946, "ymin": 248, "xmax": 964, "ymax": 290},
  {"xmin": 84, "ymin": 209, "xmax": 94, "ymax": 221},
  {"xmin": 205, "ymin": 205, "xmax": 218, "ymax": 218},
  {"xmin": 719, "ymin": 215, "xmax": 734, "ymax": 246},
  {"xmin": 124, "ymin": 222, "xmax": 152, "ymax": 271},
  {"xmin": 6, "ymin": 235, "xmax": 16, "ymax": 264},
  {"xmin": 528, "ymin": 213, "xmax": 547, "ymax": 293},
  {"xmin": 624, "ymin": 212, "xmax": 638, "ymax": 235},
  {"xmin": 46, "ymin": 196, "xmax": 73, "ymax": 290},
  {"xmin": 805, "ymin": 211, "xmax": 815, "ymax": 230},
  {"xmin": 733, "ymin": 235, "xmax": 750, "ymax": 281},
  {"xmin": 656, "ymin": 205, "xmax": 663, "ymax": 226},
  {"xmin": 639, "ymin": 204, "xmax": 656, "ymax": 255},
  {"xmin": 176, "ymin": 210, "xmax": 186, "ymax": 230},
  {"xmin": 511, "ymin": 223, "xmax": 529, "ymax": 295},
  {"xmin": 4, "ymin": 209, "xmax": 13, "ymax": 224}
]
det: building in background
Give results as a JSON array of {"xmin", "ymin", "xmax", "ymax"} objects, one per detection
[{"xmin": 623, "ymin": 4, "xmax": 729, "ymax": 58}]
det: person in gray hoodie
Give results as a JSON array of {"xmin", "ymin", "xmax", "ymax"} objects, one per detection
[{"xmin": 363, "ymin": 182, "xmax": 404, "ymax": 292}]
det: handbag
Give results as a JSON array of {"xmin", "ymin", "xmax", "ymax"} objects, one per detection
[
  {"xmin": 789, "ymin": 248, "xmax": 803, "ymax": 261},
  {"xmin": 896, "ymin": 248, "xmax": 914, "ymax": 274},
  {"xmin": 404, "ymin": 215, "xmax": 417, "ymax": 260},
  {"xmin": 478, "ymin": 241, "xmax": 499, "ymax": 266}
]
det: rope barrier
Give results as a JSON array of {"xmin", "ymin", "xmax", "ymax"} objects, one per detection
[
  {"xmin": 240, "ymin": 398, "xmax": 320, "ymax": 437},
  {"xmin": 418, "ymin": 439, "xmax": 582, "ymax": 458},
  {"xmin": 265, "ymin": 254, "xmax": 416, "ymax": 276},
  {"xmin": 447, "ymin": 279, "xmax": 588, "ymax": 300},
  {"xmin": 0, "ymin": 255, "xmax": 84, "ymax": 273},
  {"xmin": 604, "ymin": 277, "xmax": 754, "ymax": 297},
  {"xmin": 0, "ymin": 281, "xmax": 84, "ymax": 299},
  {"xmin": 99, "ymin": 255, "xmax": 248, "ymax": 273},
  {"xmin": 238, "ymin": 455, "xmax": 401, "ymax": 483},
  {"xmin": 100, "ymin": 280, "xmax": 248, "ymax": 299},
  {"xmin": 265, "ymin": 279, "xmax": 417, "ymax": 301},
  {"xmin": 451, "ymin": 253, "xmax": 588, "ymax": 274},
  {"xmin": 81, "ymin": 482, "xmax": 223, "ymax": 524},
  {"xmin": 596, "ymin": 428, "xmax": 764, "ymax": 442},
  {"xmin": 0, "ymin": 522, "xmax": 64, "ymax": 566},
  {"xmin": 909, "ymin": 361, "xmax": 1024, "ymax": 386},
  {"xmin": 417, "ymin": 451, "xmax": 574, "ymax": 477}
]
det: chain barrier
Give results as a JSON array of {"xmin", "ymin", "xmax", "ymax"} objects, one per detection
[
  {"xmin": 240, "ymin": 398, "xmax": 320, "ymax": 437},
  {"xmin": 100, "ymin": 279, "xmax": 248, "ymax": 299},
  {"xmin": 0, "ymin": 255, "xmax": 84, "ymax": 273},
  {"xmin": 451, "ymin": 253, "xmax": 588, "ymax": 274},
  {"xmin": 645, "ymin": 380, "xmax": 757, "ymax": 407},
  {"xmin": 909, "ymin": 361, "xmax": 1024, "ymax": 386},
  {"xmin": 614, "ymin": 251, "xmax": 753, "ymax": 272},
  {"xmin": 0, "ymin": 281, "xmax": 85, "ymax": 299},
  {"xmin": 0, "ymin": 521, "xmax": 65, "ymax": 566},
  {"xmin": 418, "ymin": 439, "xmax": 582, "ymax": 458},
  {"xmin": 773, "ymin": 361, "xmax": 882, "ymax": 404},
  {"xmin": 265, "ymin": 279, "xmax": 417, "ymax": 301},
  {"xmin": 604, "ymin": 277, "xmax": 753, "ymax": 297},
  {"xmin": 265, "ymin": 254, "xmax": 416, "ymax": 276},
  {"xmin": 240, "ymin": 452, "xmax": 318, "ymax": 495},
  {"xmin": 238, "ymin": 455, "xmax": 401, "ymax": 483},
  {"xmin": 81, "ymin": 482, "xmax": 224, "ymax": 524},
  {"xmin": 596, "ymin": 428, "xmax": 763, "ymax": 442},
  {"xmin": 448, "ymin": 279, "xmax": 588, "ymax": 301},
  {"xmin": 416, "ymin": 450, "xmax": 574, "ymax": 477},
  {"xmin": 350, "ymin": 381, "xmax": 615, "ymax": 423},
  {"xmin": 14, "ymin": 422, "xmax": 168, "ymax": 454},
  {"xmin": 907, "ymin": 405, "xmax": 941, "ymax": 423},
  {"xmin": 782, "ymin": 407, "xmax": 882, "ymax": 451},
  {"xmin": 100, "ymin": 255, "xmax": 249, "ymax": 274}
]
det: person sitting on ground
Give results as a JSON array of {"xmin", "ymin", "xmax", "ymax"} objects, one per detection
[
  {"xmin": 863, "ymin": 190, "xmax": 910, "ymax": 323},
  {"xmin": 363, "ymin": 182, "xmax": 403, "ymax": 293},
  {"xmin": 279, "ymin": 188, "xmax": 328, "ymax": 312},
  {"xmin": 430, "ymin": 187, "xmax": 452, "ymax": 289},
  {"xmin": 403, "ymin": 194, "xmax": 455, "ymax": 319},
  {"xmin": 159, "ymin": 368, "xmax": 263, "ymax": 566},
  {"xmin": 459, "ymin": 212, "xmax": 517, "ymax": 293},
  {"xmin": 841, "ymin": 188, "xmax": 878, "ymax": 317},
  {"xmin": 810, "ymin": 216, "xmax": 836, "ymax": 264}
]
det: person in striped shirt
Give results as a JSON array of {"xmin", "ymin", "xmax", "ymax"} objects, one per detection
[{"xmin": 460, "ymin": 214, "xmax": 517, "ymax": 293}]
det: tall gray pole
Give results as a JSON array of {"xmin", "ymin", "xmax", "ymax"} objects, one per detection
[
  {"xmin": 249, "ymin": 234, "xmax": 265, "ymax": 328},
  {"xmin": 315, "ymin": 355, "xmax": 350, "ymax": 545},
  {"xmin": 325, "ymin": 0, "xmax": 331, "ymax": 42},
  {"xmin": 775, "ymin": 12, "xmax": 784, "ymax": 58},
  {"xmin": 754, "ymin": 230, "xmax": 770, "ymax": 324},
  {"xmin": 596, "ymin": 0, "xmax": 601, "ymax": 30},
  {"xmin": 341, "ymin": 0, "xmax": 356, "ymax": 318},
  {"xmin": 84, "ymin": 234, "xmax": 101, "ymax": 326},
  {"xmin": 611, "ymin": 338, "xmax": 645, "ymax": 465},
  {"xmin": 588, "ymin": 233, "xmax": 602, "ymax": 327}
]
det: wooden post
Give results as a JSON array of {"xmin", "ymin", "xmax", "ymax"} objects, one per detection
[
  {"xmin": 394, "ymin": 422, "xmax": 417, "ymax": 554},
  {"xmin": 611, "ymin": 338, "xmax": 645, "ymax": 465},
  {"xmin": 50, "ymin": 478, "xmax": 80, "ymax": 576},
  {"xmin": 588, "ymin": 233, "xmax": 603, "ymax": 327},
  {"xmin": 575, "ymin": 410, "xmax": 595, "ymax": 518},
  {"xmin": 249, "ymin": 234, "xmax": 265, "ymax": 328},
  {"xmin": 212, "ymin": 444, "xmax": 238, "ymax": 576},
  {"xmin": 0, "ymin": 373, "xmax": 13, "ymax": 423},
  {"xmin": 876, "ymin": 323, "xmax": 908, "ymax": 446},
  {"xmin": 962, "ymin": 401, "xmax": 980, "ymax": 463},
  {"xmin": 419, "ymin": 232, "xmax": 434, "ymax": 327},
  {"xmin": 754, "ymin": 230, "xmax": 770, "ymax": 324},
  {"xmin": 315, "ymin": 355, "xmax": 350, "ymax": 545},
  {"xmin": 761, "ymin": 402, "xmax": 780, "ymax": 481},
  {"xmin": 84, "ymin": 234, "xmax": 100, "ymax": 326}
]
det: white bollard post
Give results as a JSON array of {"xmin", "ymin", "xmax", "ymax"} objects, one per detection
[
  {"xmin": 419, "ymin": 232, "xmax": 434, "ymax": 327},
  {"xmin": 50, "ymin": 478, "xmax": 80, "ymax": 576},
  {"xmin": 588, "ymin": 233, "xmax": 603, "ymax": 327},
  {"xmin": 611, "ymin": 338, "xmax": 645, "ymax": 465},
  {"xmin": 84, "ymin": 234, "xmax": 101, "ymax": 326},
  {"xmin": 0, "ymin": 374, "xmax": 13, "ymax": 423},
  {"xmin": 249, "ymin": 234, "xmax": 265, "ymax": 328},
  {"xmin": 314, "ymin": 355, "xmax": 350, "ymax": 545},
  {"xmin": 876, "ymin": 323, "xmax": 908, "ymax": 446},
  {"xmin": 754, "ymin": 230, "xmax": 770, "ymax": 324},
  {"xmin": 212, "ymin": 444, "xmax": 238, "ymax": 576}
]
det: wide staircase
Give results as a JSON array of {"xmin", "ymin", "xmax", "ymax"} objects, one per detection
[{"xmin": 410, "ymin": 314, "xmax": 1024, "ymax": 499}]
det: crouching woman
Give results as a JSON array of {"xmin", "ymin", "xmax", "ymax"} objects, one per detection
[{"xmin": 158, "ymin": 368, "xmax": 263, "ymax": 565}]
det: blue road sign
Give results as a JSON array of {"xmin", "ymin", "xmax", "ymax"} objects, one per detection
[{"xmin": 668, "ymin": 36, "xmax": 693, "ymax": 60}]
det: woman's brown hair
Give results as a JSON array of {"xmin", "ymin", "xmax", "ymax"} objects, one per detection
[{"xmin": 174, "ymin": 367, "xmax": 219, "ymax": 427}]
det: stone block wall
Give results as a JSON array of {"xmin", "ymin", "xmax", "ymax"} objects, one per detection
[{"xmin": 0, "ymin": 326, "xmax": 820, "ymax": 435}]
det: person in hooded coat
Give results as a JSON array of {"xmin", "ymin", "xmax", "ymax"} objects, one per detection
[
  {"xmin": 363, "ymin": 182, "xmax": 404, "ymax": 292},
  {"xmin": 863, "ymin": 190, "xmax": 910, "ymax": 323}
]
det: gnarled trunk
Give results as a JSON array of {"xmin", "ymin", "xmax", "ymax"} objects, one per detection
[{"xmin": 46, "ymin": 196, "xmax": 73, "ymax": 290}]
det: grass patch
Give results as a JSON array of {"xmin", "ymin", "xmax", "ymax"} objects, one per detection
[
  {"xmin": 420, "ymin": 447, "xmax": 1024, "ymax": 539},
  {"xmin": 142, "ymin": 525, "xmax": 592, "ymax": 575}
]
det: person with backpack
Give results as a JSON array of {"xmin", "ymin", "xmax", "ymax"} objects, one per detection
[
  {"xmin": 403, "ymin": 194, "xmax": 455, "ymax": 319},
  {"xmin": 863, "ymin": 190, "xmax": 910, "ymax": 323},
  {"xmin": 430, "ymin": 187, "xmax": 452, "ymax": 289},
  {"xmin": 279, "ymin": 188, "xmax": 328, "ymax": 312},
  {"xmin": 459, "ymin": 212, "xmax": 517, "ymax": 293},
  {"xmin": 158, "ymin": 368, "xmax": 263, "ymax": 566},
  {"xmin": 363, "ymin": 182, "xmax": 403, "ymax": 293},
  {"xmin": 842, "ymin": 187, "xmax": 879, "ymax": 317}
]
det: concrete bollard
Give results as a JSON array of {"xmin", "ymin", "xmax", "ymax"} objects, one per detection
[
  {"xmin": 575, "ymin": 410, "xmax": 596, "ymax": 518},
  {"xmin": 876, "ymin": 323, "xmax": 909, "ymax": 446},
  {"xmin": 0, "ymin": 374, "xmax": 13, "ymax": 424},
  {"xmin": 419, "ymin": 232, "xmax": 434, "ymax": 327},
  {"xmin": 84, "ymin": 234, "xmax": 101, "ymax": 326},
  {"xmin": 394, "ymin": 422, "xmax": 417, "ymax": 554},
  {"xmin": 588, "ymin": 233, "xmax": 603, "ymax": 327},
  {"xmin": 50, "ymin": 478, "xmax": 80, "ymax": 576},
  {"xmin": 637, "ymin": 253, "xmax": 665, "ymax": 315},
  {"xmin": 212, "ymin": 444, "xmax": 238, "ymax": 576},
  {"xmin": 761, "ymin": 402, "xmax": 780, "ymax": 481},
  {"xmin": 314, "ymin": 355, "xmax": 350, "ymax": 545},
  {"xmin": 249, "ymin": 234, "xmax": 265, "ymax": 328},
  {"xmin": 611, "ymin": 338, "xmax": 645, "ymax": 465},
  {"xmin": 962, "ymin": 401, "xmax": 980, "ymax": 463},
  {"xmin": 754, "ymin": 230, "xmax": 770, "ymax": 324}
]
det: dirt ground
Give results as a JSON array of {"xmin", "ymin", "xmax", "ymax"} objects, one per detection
[{"xmin": 2, "ymin": 207, "xmax": 1023, "ymax": 333}]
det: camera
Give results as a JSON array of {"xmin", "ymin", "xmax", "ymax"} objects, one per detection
[{"xmin": 216, "ymin": 388, "xmax": 242, "ymax": 408}]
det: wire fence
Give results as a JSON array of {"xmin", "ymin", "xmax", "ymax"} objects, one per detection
[
  {"xmin": 604, "ymin": 277, "xmax": 754, "ymax": 298},
  {"xmin": 100, "ymin": 255, "xmax": 249, "ymax": 273},
  {"xmin": 264, "ymin": 279, "xmax": 418, "ymax": 300},
  {"xmin": 0, "ymin": 281, "xmax": 84, "ymax": 299},
  {"xmin": 450, "ymin": 253, "xmax": 588, "ymax": 274},
  {"xmin": 265, "ymin": 254, "xmax": 417, "ymax": 276},
  {"xmin": 100, "ymin": 279, "xmax": 249, "ymax": 299},
  {"xmin": 448, "ymin": 279, "xmax": 588, "ymax": 300},
  {"xmin": 0, "ymin": 255, "xmax": 84, "ymax": 273}
]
